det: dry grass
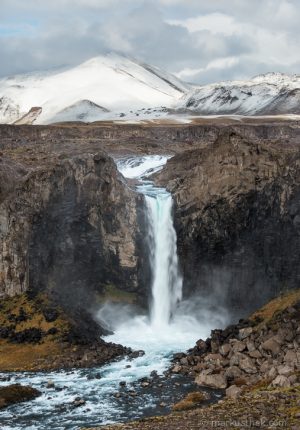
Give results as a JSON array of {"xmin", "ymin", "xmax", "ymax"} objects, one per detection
[
  {"xmin": 250, "ymin": 288, "xmax": 300, "ymax": 324},
  {"xmin": 0, "ymin": 340, "xmax": 65, "ymax": 371},
  {"xmin": 0, "ymin": 293, "xmax": 71, "ymax": 371},
  {"xmin": 172, "ymin": 392, "xmax": 207, "ymax": 411}
]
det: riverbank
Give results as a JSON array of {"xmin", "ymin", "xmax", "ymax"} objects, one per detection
[
  {"xmin": 0, "ymin": 293, "xmax": 130, "ymax": 372},
  {"xmin": 89, "ymin": 385, "xmax": 299, "ymax": 430}
]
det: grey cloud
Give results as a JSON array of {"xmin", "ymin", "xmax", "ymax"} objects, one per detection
[{"xmin": 0, "ymin": 0, "xmax": 299, "ymax": 83}]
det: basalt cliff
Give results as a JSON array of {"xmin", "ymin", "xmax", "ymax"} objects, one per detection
[{"xmin": 156, "ymin": 126, "xmax": 300, "ymax": 316}]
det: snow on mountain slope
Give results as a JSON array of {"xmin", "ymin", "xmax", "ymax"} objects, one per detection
[
  {"xmin": 0, "ymin": 54, "xmax": 189, "ymax": 124},
  {"xmin": 181, "ymin": 72, "xmax": 300, "ymax": 115},
  {"xmin": 0, "ymin": 96, "xmax": 21, "ymax": 123},
  {"xmin": 50, "ymin": 100, "xmax": 110, "ymax": 123},
  {"xmin": 2, "ymin": 61, "xmax": 300, "ymax": 124}
]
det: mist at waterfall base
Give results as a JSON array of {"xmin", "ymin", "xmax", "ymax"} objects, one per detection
[{"xmin": 98, "ymin": 154, "xmax": 229, "ymax": 367}]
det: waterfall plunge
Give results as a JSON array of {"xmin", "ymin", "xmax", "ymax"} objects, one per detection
[
  {"xmin": 116, "ymin": 154, "xmax": 183, "ymax": 328},
  {"xmin": 145, "ymin": 191, "xmax": 182, "ymax": 327},
  {"xmin": 102, "ymin": 155, "xmax": 225, "ymax": 352}
]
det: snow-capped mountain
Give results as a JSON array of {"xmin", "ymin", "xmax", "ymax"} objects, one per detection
[
  {"xmin": 1, "ymin": 58, "xmax": 300, "ymax": 125},
  {"xmin": 181, "ymin": 72, "xmax": 300, "ymax": 115},
  {"xmin": 0, "ymin": 54, "xmax": 189, "ymax": 124}
]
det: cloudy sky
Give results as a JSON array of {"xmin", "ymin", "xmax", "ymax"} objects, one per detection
[{"xmin": 0, "ymin": 0, "xmax": 299, "ymax": 83}]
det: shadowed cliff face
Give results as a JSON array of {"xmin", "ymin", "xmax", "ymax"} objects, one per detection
[
  {"xmin": 156, "ymin": 130, "xmax": 300, "ymax": 318},
  {"xmin": 0, "ymin": 151, "xmax": 146, "ymax": 318}
]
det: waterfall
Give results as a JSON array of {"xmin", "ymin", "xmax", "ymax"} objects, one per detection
[
  {"xmin": 144, "ymin": 190, "xmax": 182, "ymax": 327},
  {"xmin": 116, "ymin": 155, "xmax": 183, "ymax": 328}
]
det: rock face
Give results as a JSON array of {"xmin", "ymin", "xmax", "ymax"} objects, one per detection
[
  {"xmin": 156, "ymin": 129, "xmax": 300, "ymax": 315},
  {"xmin": 0, "ymin": 152, "xmax": 141, "ymax": 300},
  {"xmin": 0, "ymin": 139, "xmax": 149, "ymax": 338}
]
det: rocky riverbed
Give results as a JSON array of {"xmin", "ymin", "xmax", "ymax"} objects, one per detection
[
  {"xmin": 90, "ymin": 290, "xmax": 300, "ymax": 430},
  {"xmin": 171, "ymin": 289, "xmax": 300, "ymax": 395}
]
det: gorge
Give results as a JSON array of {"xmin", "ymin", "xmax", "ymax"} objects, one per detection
[{"xmin": 1, "ymin": 119, "xmax": 300, "ymax": 428}]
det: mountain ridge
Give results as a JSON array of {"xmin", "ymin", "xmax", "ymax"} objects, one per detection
[
  {"xmin": 0, "ymin": 53, "xmax": 188, "ymax": 124},
  {"xmin": 0, "ymin": 54, "xmax": 300, "ymax": 124}
]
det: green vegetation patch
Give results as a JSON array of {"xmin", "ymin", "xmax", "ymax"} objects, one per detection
[{"xmin": 100, "ymin": 284, "xmax": 137, "ymax": 304}]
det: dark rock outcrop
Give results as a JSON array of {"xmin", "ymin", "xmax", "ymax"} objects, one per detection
[
  {"xmin": 0, "ymin": 139, "xmax": 149, "ymax": 348},
  {"xmin": 0, "ymin": 151, "xmax": 141, "ymax": 306},
  {"xmin": 156, "ymin": 129, "xmax": 300, "ymax": 316},
  {"xmin": 0, "ymin": 384, "xmax": 41, "ymax": 409}
]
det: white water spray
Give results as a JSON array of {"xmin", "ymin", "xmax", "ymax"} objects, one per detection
[
  {"xmin": 117, "ymin": 154, "xmax": 183, "ymax": 326},
  {"xmin": 144, "ymin": 188, "xmax": 182, "ymax": 326}
]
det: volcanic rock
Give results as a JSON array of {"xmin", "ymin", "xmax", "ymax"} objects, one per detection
[{"xmin": 0, "ymin": 385, "xmax": 41, "ymax": 409}]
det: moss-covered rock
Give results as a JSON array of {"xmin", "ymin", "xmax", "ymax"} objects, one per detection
[{"xmin": 0, "ymin": 384, "xmax": 41, "ymax": 409}]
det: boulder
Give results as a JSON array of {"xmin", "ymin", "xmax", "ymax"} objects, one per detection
[
  {"xmin": 231, "ymin": 340, "xmax": 246, "ymax": 353},
  {"xmin": 195, "ymin": 372, "xmax": 227, "ymax": 389},
  {"xmin": 226, "ymin": 385, "xmax": 242, "ymax": 399},
  {"xmin": 73, "ymin": 397, "xmax": 86, "ymax": 407},
  {"xmin": 128, "ymin": 350, "xmax": 145, "ymax": 359},
  {"xmin": 267, "ymin": 367, "xmax": 278, "ymax": 380},
  {"xmin": 46, "ymin": 380, "xmax": 55, "ymax": 389},
  {"xmin": 288, "ymin": 374, "xmax": 298, "ymax": 385},
  {"xmin": 204, "ymin": 353, "xmax": 223, "ymax": 363},
  {"xmin": 277, "ymin": 365, "xmax": 295, "ymax": 376},
  {"xmin": 211, "ymin": 341, "xmax": 220, "ymax": 354},
  {"xmin": 196, "ymin": 339, "xmax": 208, "ymax": 354},
  {"xmin": 249, "ymin": 350, "xmax": 262, "ymax": 359},
  {"xmin": 260, "ymin": 360, "xmax": 273, "ymax": 373},
  {"xmin": 0, "ymin": 385, "xmax": 41, "ymax": 409},
  {"xmin": 172, "ymin": 364, "xmax": 182, "ymax": 374},
  {"xmin": 246, "ymin": 341, "xmax": 256, "ymax": 353},
  {"xmin": 284, "ymin": 350, "xmax": 297, "ymax": 363},
  {"xmin": 229, "ymin": 352, "xmax": 248, "ymax": 367},
  {"xmin": 271, "ymin": 375, "xmax": 291, "ymax": 388},
  {"xmin": 225, "ymin": 366, "xmax": 243, "ymax": 380},
  {"xmin": 261, "ymin": 338, "xmax": 281, "ymax": 355},
  {"xmin": 239, "ymin": 356, "xmax": 257, "ymax": 374},
  {"xmin": 219, "ymin": 344, "xmax": 231, "ymax": 357},
  {"xmin": 238, "ymin": 327, "xmax": 253, "ymax": 340}
]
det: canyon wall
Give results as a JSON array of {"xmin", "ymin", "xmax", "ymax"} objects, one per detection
[
  {"xmin": 156, "ymin": 129, "xmax": 300, "ymax": 317},
  {"xmin": 0, "ymin": 148, "xmax": 147, "ymax": 318},
  {"xmin": 1, "ymin": 120, "xmax": 300, "ymax": 321}
]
